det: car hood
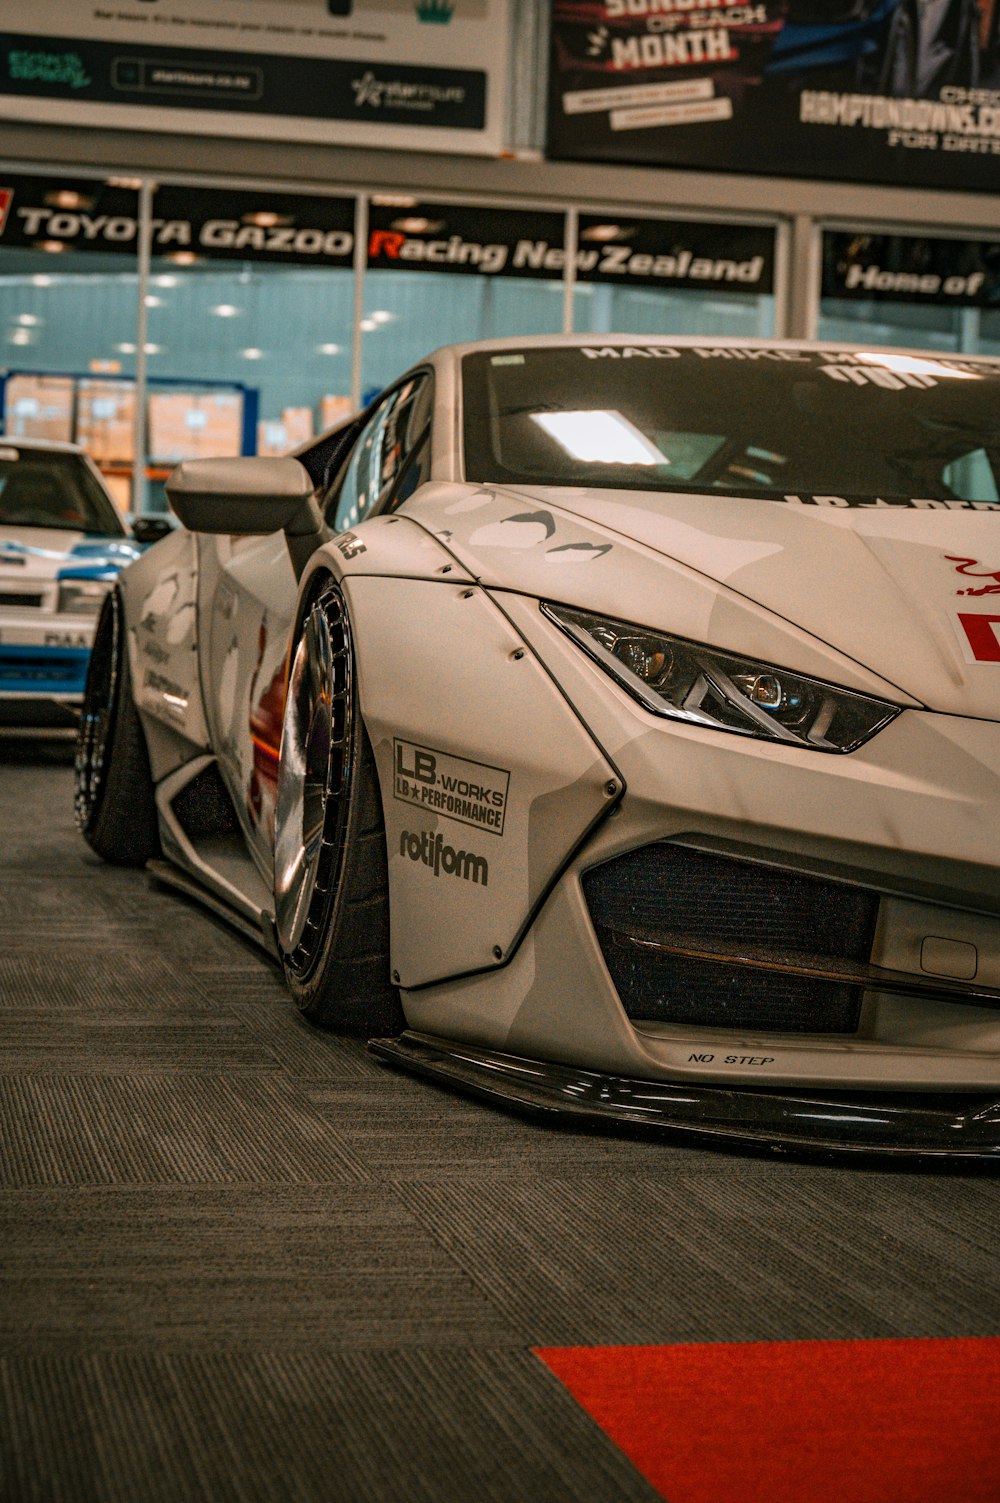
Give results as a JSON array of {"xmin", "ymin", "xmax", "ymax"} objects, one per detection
[
  {"xmin": 413, "ymin": 481, "xmax": 1000, "ymax": 718},
  {"xmin": 0, "ymin": 527, "xmax": 140, "ymax": 582}
]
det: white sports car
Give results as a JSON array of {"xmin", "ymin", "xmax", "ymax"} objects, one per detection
[
  {"xmin": 0, "ymin": 437, "xmax": 170, "ymax": 727},
  {"xmin": 75, "ymin": 337, "xmax": 1000, "ymax": 1159}
]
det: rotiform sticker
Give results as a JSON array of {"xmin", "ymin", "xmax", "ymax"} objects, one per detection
[{"xmin": 393, "ymin": 738, "xmax": 509, "ymax": 836}]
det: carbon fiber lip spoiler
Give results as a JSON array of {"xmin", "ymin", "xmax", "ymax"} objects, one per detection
[{"xmin": 369, "ymin": 1031, "xmax": 1000, "ymax": 1162}]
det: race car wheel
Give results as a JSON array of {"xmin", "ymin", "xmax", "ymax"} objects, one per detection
[
  {"xmin": 75, "ymin": 588, "xmax": 161, "ymax": 866},
  {"xmin": 273, "ymin": 582, "xmax": 404, "ymax": 1035}
]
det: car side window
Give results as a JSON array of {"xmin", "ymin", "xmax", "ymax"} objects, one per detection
[{"xmin": 326, "ymin": 373, "xmax": 431, "ymax": 533}]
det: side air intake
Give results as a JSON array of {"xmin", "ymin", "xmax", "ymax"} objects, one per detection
[{"xmin": 583, "ymin": 843, "xmax": 880, "ymax": 1035}]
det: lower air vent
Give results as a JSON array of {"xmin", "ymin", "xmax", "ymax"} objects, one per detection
[
  {"xmin": 171, "ymin": 762, "xmax": 240, "ymax": 839},
  {"xmin": 583, "ymin": 843, "xmax": 879, "ymax": 1034}
]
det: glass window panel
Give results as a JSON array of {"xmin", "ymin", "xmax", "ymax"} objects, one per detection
[
  {"xmin": 361, "ymin": 270, "xmax": 563, "ymax": 399},
  {"xmin": 817, "ymin": 298, "xmax": 967, "ymax": 353},
  {"xmin": 574, "ymin": 284, "xmax": 775, "ymax": 338},
  {"xmin": 0, "ymin": 174, "xmax": 141, "ymax": 514}
]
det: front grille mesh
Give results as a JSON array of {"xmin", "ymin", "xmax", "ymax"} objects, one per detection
[
  {"xmin": 583, "ymin": 843, "xmax": 879, "ymax": 1034},
  {"xmin": 0, "ymin": 591, "xmax": 42, "ymax": 608}
]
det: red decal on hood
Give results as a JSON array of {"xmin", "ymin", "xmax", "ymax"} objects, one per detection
[
  {"xmin": 957, "ymin": 613, "xmax": 1000, "ymax": 662},
  {"xmin": 946, "ymin": 555, "xmax": 1000, "ymax": 596}
]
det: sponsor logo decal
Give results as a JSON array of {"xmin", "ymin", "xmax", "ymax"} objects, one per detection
[
  {"xmin": 8, "ymin": 49, "xmax": 90, "ymax": 90},
  {"xmin": 947, "ymin": 554, "xmax": 1000, "ymax": 597},
  {"xmin": 43, "ymin": 630, "xmax": 89, "ymax": 647},
  {"xmin": 415, "ymin": 0, "xmax": 454, "ymax": 23},
  {"xmin": 0, "ymin": 190, "xmax": 12, "ymax": 236},
  {"xmin": 394, "ymin": 738, "xmax": 508, "ymax": 835},
  {"xmin": 687, "ymin": 1052, "xmax": 776, "ymax": 1066},
  {"xmin": 351, "ymin": 69, "xmax": 466, "ymax": 112},
  {"xmin": 955, "ymin": 613, "xmax": 1000, "ymax": 663},
  {"xmin": 399, "ymin": 829, "xmax": 488, "ymax": 886},
  {"xmin": 779, "ymin": 495, "xmax": 1000, "ymax": 510},
  {"xmin": 336, "ymin": 532, "xmax": 367, "ymax": 559}
]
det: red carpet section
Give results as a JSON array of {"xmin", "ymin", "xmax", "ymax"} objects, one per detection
[{"xmin": 536, "ymin": 1336, "xmax": 1000, "ymax": 1503}]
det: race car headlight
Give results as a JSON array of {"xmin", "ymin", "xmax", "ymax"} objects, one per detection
[
  {"xmin": 543, "ymin": 603, "xmax": 901, "ymax": 752},
  {"xmin": 58, "ymin": 579, "xmax": 113, "ymax": 616}
]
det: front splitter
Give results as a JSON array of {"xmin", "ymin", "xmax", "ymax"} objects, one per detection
[{"xmin": 369, "ymin": 1031, "xmax": 1000, "ymax": 1162}]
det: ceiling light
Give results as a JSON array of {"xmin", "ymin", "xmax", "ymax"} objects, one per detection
[
  {"xmin": 44, "ymin": 190, "xmax": 93, "ymax": 211},
  {"xmin": 10, "ymin": 329, "xmax": 33, "ymax": 346},
  {"xmin": 116, "ymin": 342, "xmax": 136, "ymax": 354},
  {"xmin": 16, "ymin": 314, "xmax": 39, "ymax": 326},
  {"xmin": 241, "ymin": 347, "xmax": 264, "ymax": 360},
  {"xmin": 31, "ymin": 274, "xmax": 52, "ymax": 287},
  {"xmin": 373, "ymin": 194, "xmax": 418, "ymax": 207},
  {"xmin": 241, "ymin": 211, "xmax": 292, "ymax": 228},
  {"xmin": 154, "ymin": 274, "xmax": 179, "ymax": 287},
  {"xmin": 368, "ymin": 310, "xmax": 395, "ymax": 324},
  {"xmin": 317, "ymin": 342, "xmax": 341, "ymax": 355},
  {"xmin": 390, "ymin": 217, "xmax": 444, "ymax": 234},
  {"xmin": 212, "ymin": 304, "xmax": 240, "ymax": 317},
  {"xmin": 167, "ymin": 251, "xmax": 199, "ymax": 265},
  {"xmin": 144, "ymin": 295, "xmax": 163, "ymax": 307},
  {"xmin": 36, "ymin": 240, "xmax": 69, "ymax": 254},
  {"xmin": 581, "ymin": 223, "xmax": 626, "ymax": 242}
]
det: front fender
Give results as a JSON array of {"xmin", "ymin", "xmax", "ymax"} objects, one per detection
[{"xmin": 341, "ymin": 571, "xmax": 620, "ymax": 988}]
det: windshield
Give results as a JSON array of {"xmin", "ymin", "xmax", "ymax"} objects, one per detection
[
  {"xmin": 0, "ymin": 448, "xmax": 125, "ymax": 535},
  {"xmin": 462, "ymin": 346, "xmax": 1000, "ymax": 509}
]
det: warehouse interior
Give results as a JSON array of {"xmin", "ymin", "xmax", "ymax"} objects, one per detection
[{"xmin": 2, "ymin": 2, "xmax": 999, "ymax": 1499}]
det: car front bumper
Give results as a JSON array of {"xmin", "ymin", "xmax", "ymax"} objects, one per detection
[
  {"xmin": 371, "ymin": 1031, "xmax": 1000, "ymax": 1161},
  {"xmin": 0, "ymin": 608, "xmax": 97, "ymax": 707}
]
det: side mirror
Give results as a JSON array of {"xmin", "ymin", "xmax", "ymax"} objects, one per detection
[
  {"xmin": 130, "ymin": 515, "xmax": 174, "ymax": 546},
  {"xmin": 165, "ymin": 456, "xmax": 316, "ymax": 535}
]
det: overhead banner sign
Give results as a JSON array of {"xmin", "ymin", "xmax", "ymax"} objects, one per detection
[
  {"xmin": 0, "ymin": 0, "xmax": 508, "ymax": 155},
  {"xmin": 823, "ymin": 231, "xmax": 1000, "ymax": 308},
  {"xmin": 367, "ymin": 201, "xmax": 568, "ymax": 277},
  {"xmin": 367, "ymin": 200, "xmax": 775, "ymax": 291},
  {"xmin": 575, "ymin": 214, "xmax": 774, "ymax": 292},
  {"xmin": 548, "ymin": 0, "xmax": 1000, "ymax": 193},
  {"xmin": 0, "ymin": 174, "xmax": 357, "ymax": 266}
]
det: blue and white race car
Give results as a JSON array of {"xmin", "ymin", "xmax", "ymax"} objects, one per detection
[{"xmin": 0, "ymin": 437, "xmax": 166, "ymax": 727}]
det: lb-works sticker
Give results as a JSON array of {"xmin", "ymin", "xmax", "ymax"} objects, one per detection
[{"xmin": 393, "ymin": 738, "xmax": 509, "ymax": 835}]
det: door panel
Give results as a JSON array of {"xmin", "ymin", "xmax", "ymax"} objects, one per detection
[{"xmin": 198, "ymin": 530, "xmax": 297, "ymax": 880}]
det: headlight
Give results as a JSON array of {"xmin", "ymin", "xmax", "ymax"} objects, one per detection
[
  {"xmin": 543, "ymin": 603, "xmax": 901, "ymax": 753},
  {"xmin": 58, "ymin": 579, "xmax": 113, "ymax": 616}
]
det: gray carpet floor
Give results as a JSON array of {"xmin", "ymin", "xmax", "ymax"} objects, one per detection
[{"xmin": 1, "ymin": 739, "xmax": 998, "ymax": 1502}]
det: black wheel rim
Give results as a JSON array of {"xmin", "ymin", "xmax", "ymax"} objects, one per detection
[
  {"xmin": 74, "ymin": 590, "xmax": 120, "ymax": 832},
  {"xmin": 274, "ymin": 586, "xmax": 355, "ymax": 980}
]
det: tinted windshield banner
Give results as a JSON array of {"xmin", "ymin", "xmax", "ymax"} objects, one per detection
[
  {"xmin": 462, "ymin": 345, "xmax": 1000, "ymax": 507},
  {"xmin": 823, "ymin": 231, "xmax": 1000, "ymax": 308},
  {"xmin": 0, "ymin": 0, "xmax": 508, "ymax": 155},
  {"xmin": 0, "ymin": 174, "xmax": 356, "ymax": 266},
  {"xmin": 548, "ymin": 0, "xmax": 1000, "ymax": 193}
]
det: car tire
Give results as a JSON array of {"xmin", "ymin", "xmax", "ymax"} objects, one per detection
[
  {"xmin": 75, "ymin": 588, "xmax": 161, "ymax": 866},
  {"xmin": 879, "ymin": 4, "xmax": 917, "ymax": 95},
  {"xmin": 273, "ymin": 580, "xmax": 405, "ymax": 1036}
]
